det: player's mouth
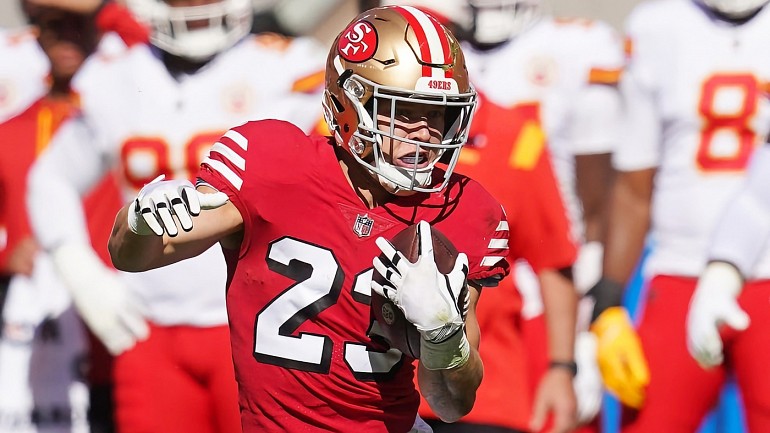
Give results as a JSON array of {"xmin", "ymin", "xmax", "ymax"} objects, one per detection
[{"xmin": 395, "ymin": 152, "xmax": 430, "ymax": 169}]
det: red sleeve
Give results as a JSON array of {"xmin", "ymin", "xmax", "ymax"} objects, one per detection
[
  {"xmin": 467, "ymin": 196, "xmax": 511, "ymax": 283},
  {"xmin": 95, "ymin": 2, "xmax": 149, "ymax": 47},
  {"xmin": 506, "ymin": 148, "xmax": 577, "ymax": 273},
  {"xmin": 435, "ymin": 177, "xmax": 511, "ymax": 285}
]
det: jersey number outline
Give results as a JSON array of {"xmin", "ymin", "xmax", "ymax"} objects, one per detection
[
  {"xmin": 119, "ymin": 132, "xmax": 224, "ymax": 190},
  {"xmin": 254, "ymin": 237, "xmax": 403, "ymax": 381},
  {"xmin": 696, "ymin": 73, "xmax": 758, "ymax": 172}
]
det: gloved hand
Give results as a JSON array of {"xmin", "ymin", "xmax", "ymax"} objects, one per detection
[
  {"xmin": 590, "ymin": 306, "xmax": 649, "ymax": 408},
  {"xmin": 129, "ymin": 175, "xmax": 229, "ymax": 237},
  {"xmin": 687, "ymin": 261, "xmax": 749, "ymax": 368},
  {"xmin": 371, "ymin": 221, "xmax": 470, "ymax": 370},
  {"xmin": 573, "ymin": 331, "xmax": 603, "ymax": 423},
  {"xmin": 52, "ymin": 243, "xmax": 149, "ymax": 355}
]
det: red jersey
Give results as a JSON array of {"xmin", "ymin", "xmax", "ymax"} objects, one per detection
[
  {"xmin": 197, "ymin": 119, "xmax": 510, "ymax": 433},
  {"xmin": 0, "ymin": 97, "xmax": 76, "ymax": 271},
  {"xmin": 418, "ymin": 94, "xmax": 578, "ymax": 429}
]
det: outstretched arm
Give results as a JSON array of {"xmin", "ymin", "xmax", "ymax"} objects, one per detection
[
  {"xmin": 27, "ymin": 117, "xmax": 149, "ymax": 355},
  {"xmin": 109, "ymin": 182, "xmax": 244, "ymax": 272}
]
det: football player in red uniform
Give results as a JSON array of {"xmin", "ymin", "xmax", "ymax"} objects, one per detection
[{"xmin": 108, "ymin": 6, "xmax": 510, "ymax": 433}]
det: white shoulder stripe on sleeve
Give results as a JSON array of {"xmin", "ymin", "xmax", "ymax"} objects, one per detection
[
  {"xmin": 488, "ymin": 238, "xmax": 509, "ymax": 249},
  {"xmin": 224, "ymin": 129, "xmax": 248, "ymax": 151},
  {"xmin": 203, "ymin": 156, "xmax": 243, "ymax": 190},
  {"xmin": 209, "ymin": 142, "xmax": 245, "ymax": 170},
  {"xmin": 481, "ymin": 256, "xmax": 505, "ymax": 267}
]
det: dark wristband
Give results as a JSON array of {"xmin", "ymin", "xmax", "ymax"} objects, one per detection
[
  {"xmin": 549, "ymin": 360, "xmax": 578, "ymax": 377},
  {"xmin": 587, "ymin": 277, "xmax": 624, "ymax": 322}
]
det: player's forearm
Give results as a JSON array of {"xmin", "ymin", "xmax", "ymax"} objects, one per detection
[
  {"xmin": 540, "ymin": 268, "xmax": 577, "ymax": 362},
  {"xmin": 576, "ymin": 153, "xmax": 613, "ymax": 244},
  {"xmin": 418, "ymin": 347, "xmax": 483, "ymax": 422},
  {"xmin": 108, "ymin": 205, "xmax": 167, "ymax": 272},
  {"xmin": 602, "ymin": 171, "xmax": 652, "ymax": 284}
]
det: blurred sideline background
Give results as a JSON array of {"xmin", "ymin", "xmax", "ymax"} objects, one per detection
[
  {"xmin": 0, "ymin": 0, "xmax": 642, "ymax": 37},
  {"xmin": 0, "ymin": 1, "xmax": 747, "ymax": 433}
]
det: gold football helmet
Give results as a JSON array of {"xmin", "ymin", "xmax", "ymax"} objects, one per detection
[{"xmin": 323, "ymin": 5, "xmax": 477, "ymax": 194}]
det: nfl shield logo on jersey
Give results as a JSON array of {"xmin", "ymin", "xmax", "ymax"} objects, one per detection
[{"xmin": 353, "ymin": 214, "xmax": 374, "ymax": 238}]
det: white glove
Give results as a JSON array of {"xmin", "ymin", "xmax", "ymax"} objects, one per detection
[
  {"xmin": 52, "ymin": 243, "xmax": 149, "ymax": 355},
  {"xmin": 128, "ymin": 175, "xmax": 229, "ymax": 237},
  {"xmin": 371, "ymin": 221, "xmax": 470, "ymax": 370},
  {"xmin": 687, "ymin": 261, "xmax": 749, "ymax": 368},
  {"xmin": 573, "ymin": 331, "xmax": 602, "ymax": 424}
]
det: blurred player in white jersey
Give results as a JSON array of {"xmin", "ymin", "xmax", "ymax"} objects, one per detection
[
  {"xmin": 25, "ymin": 1, "xmax": 326, "ymax": 432},
  {"xmin": 591, "ymin": 0, "xmax": 770, "ymax": 431},
  {"xmin": 0, "ymin": 2, "xmax": 149, "ymax": 432},
  {"xmin": 382, "ymin": 1, "xmax": 624, "ymax": 432}
]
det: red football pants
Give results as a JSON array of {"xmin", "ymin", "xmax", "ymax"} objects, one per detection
[
  {"xmin": 113, "ymin": 323, "xmax": 241, "ymax": 433},
  {"xmin": 622, "ymin": 275, "xmax": 770, "ymax": 433}
]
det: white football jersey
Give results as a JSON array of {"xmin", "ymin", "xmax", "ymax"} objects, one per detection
[
  {"xmin": 464, "ymin": 16, "xmax": 624, "ymax": 244},
  {"xmin": 615, "ymin": 0, "xmax": 770, "ymax": 278},
  {"xmin": 41, "ymin": 35, "xmax": 326, "ymax": 326},
  {"xmin": 0, "ymin": 28, "xmax": 48, "ymax": 122}
]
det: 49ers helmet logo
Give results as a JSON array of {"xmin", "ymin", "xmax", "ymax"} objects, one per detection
[{"xmin": 338, "ymin": 20, "xmax": 378, "ymax": 62}]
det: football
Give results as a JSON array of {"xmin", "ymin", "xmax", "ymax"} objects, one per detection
[{"xmin": 371, "ymin": 223, "xmax": 460, "ymax": 359}]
